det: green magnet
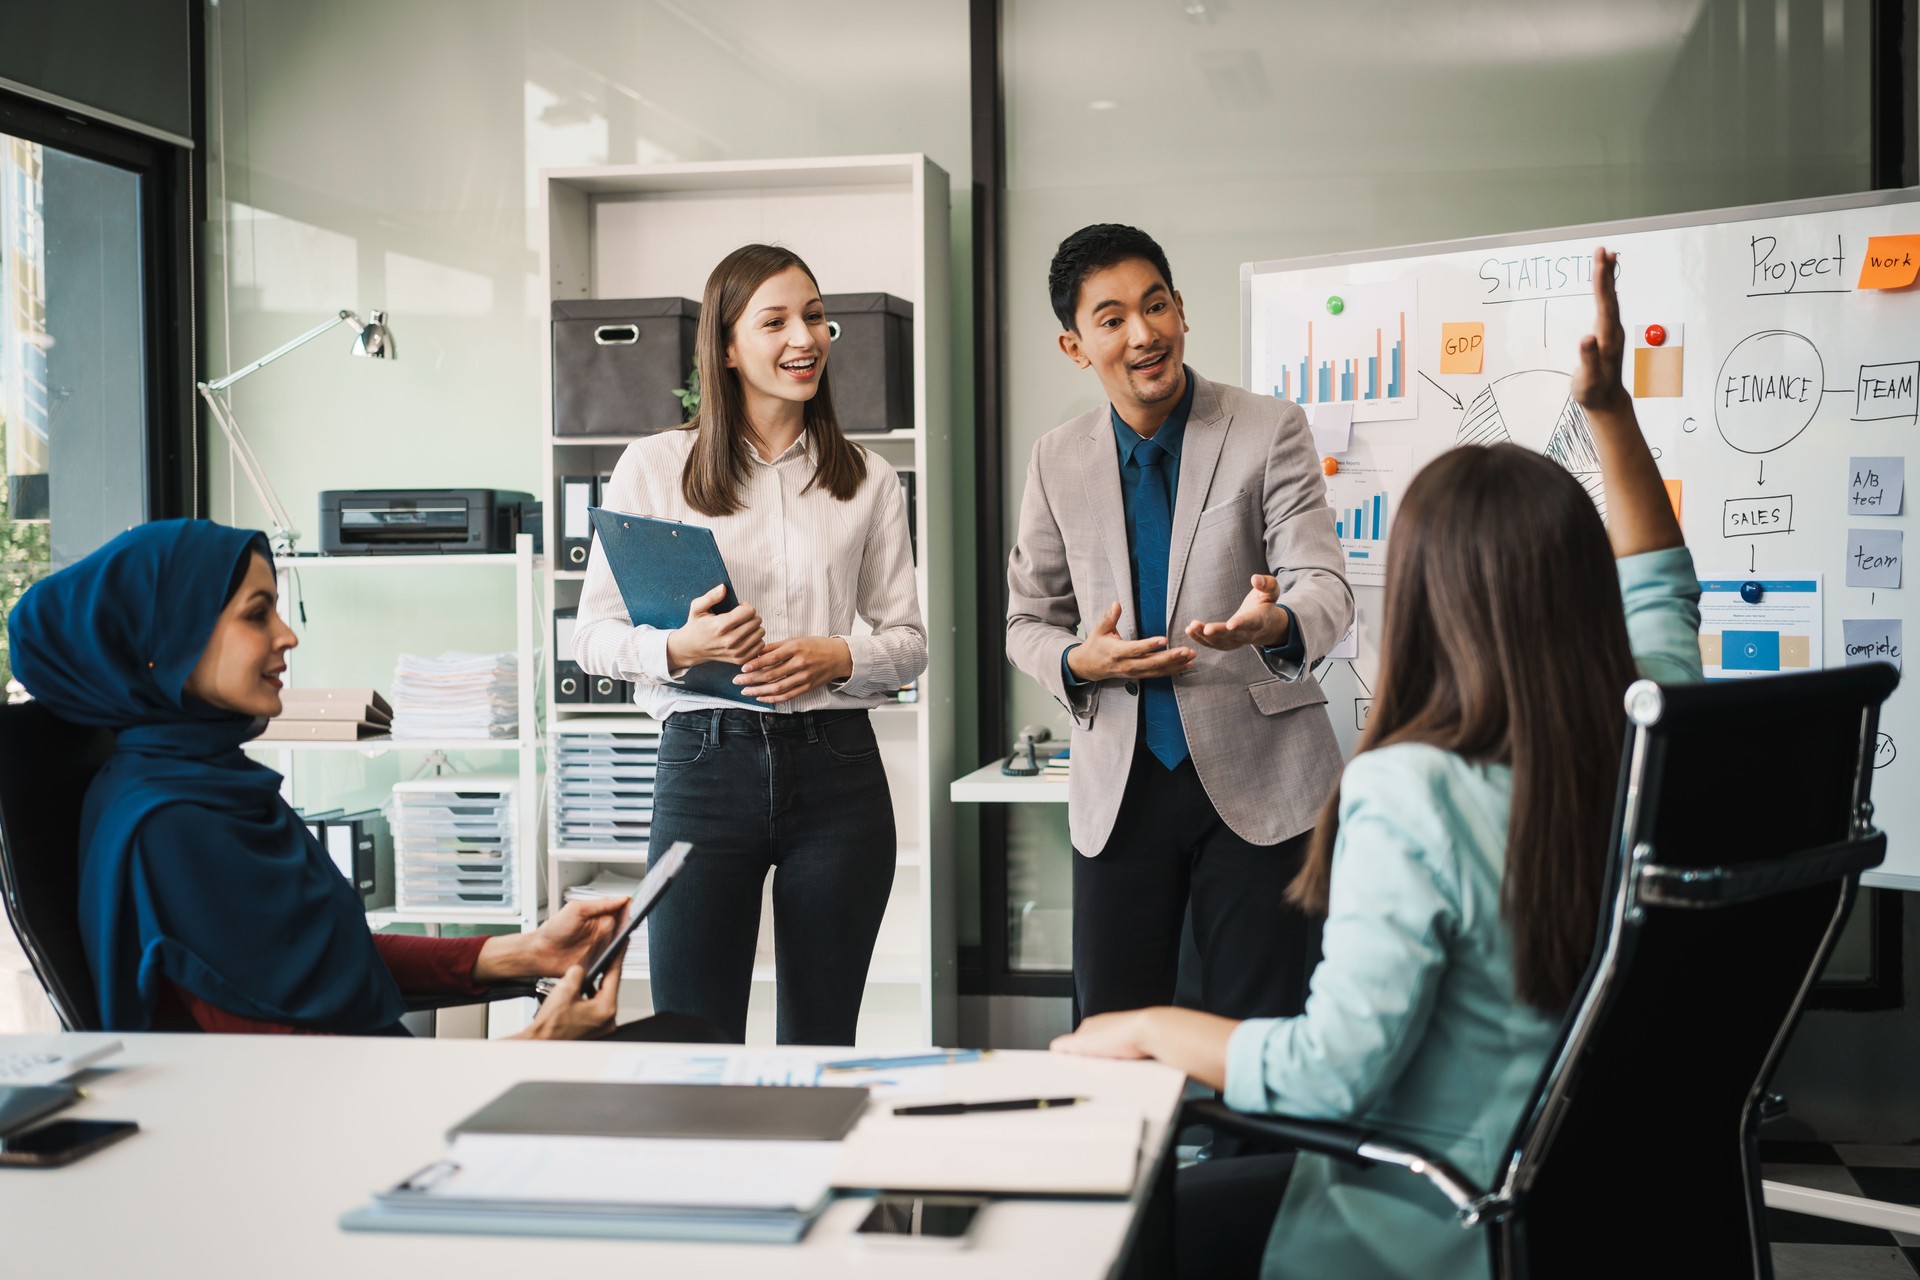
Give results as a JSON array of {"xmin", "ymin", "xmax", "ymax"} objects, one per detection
[{"xmin": 1326, "ymin": 296, "xmax": 1344, "ymax": 315}]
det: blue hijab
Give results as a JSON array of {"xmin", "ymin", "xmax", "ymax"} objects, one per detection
[{"xmin": 8, "ymin": 519, "xmax": 405, "ymax": 1032}]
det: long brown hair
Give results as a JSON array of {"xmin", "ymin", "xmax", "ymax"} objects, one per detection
[
  {"xmin": 1289, "ymin": 444, "xmax": 1638, "ymax": 1012},
  {"xmin": 680, "ymin": 244, "xmax": 867, "ymax": 516}
]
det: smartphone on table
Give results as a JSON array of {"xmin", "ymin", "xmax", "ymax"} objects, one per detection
[
  {"xmin": 0, "ymin": 1119, "xmax": 139, "ymax": 1167},
  {"xmin": 853, "ymin": 1195, "xmax": 988, "ymax": 1250}
]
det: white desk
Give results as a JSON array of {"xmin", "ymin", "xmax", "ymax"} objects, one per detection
[
  {"xmin": 950, "ymin": 761, "xmax": 1069, "ymax": 804},
  {"xmin": 0, "ymin": 1033, "xmax": 1185, "ymax": 1280}
]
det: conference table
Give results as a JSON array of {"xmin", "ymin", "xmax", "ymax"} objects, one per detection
[{"xmin": 0, "ymin": 1033, "xmax": 1186, "ymax": 1280}]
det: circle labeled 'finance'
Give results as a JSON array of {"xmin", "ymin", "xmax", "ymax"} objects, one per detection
[{"xmin": 1715, "ymin": 331, "xmax": 1824, "ymax": 456}]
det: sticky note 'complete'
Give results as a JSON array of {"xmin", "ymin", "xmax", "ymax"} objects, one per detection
[
  {"xmin": 1848, "ymin": 527, "xmax": 1904, "ymax": 588},
  {"xmin": 1439, "ymin": 323, "xmax": 1483, "ymax": 374},
  {"xmin": 1858, "ymin": 235, "xmax": 1920, "ymax": 290},
  {"xmin": 1843, "ymin": 618, "xmax": 1903, "ymax": 671}
]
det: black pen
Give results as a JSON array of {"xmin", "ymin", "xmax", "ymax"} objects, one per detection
[{"xmin": 893, "ymin": 1096, "xmax": 1086, "ymax": 1116}]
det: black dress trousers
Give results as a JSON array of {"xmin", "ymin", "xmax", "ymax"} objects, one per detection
[{"xmin": 1072, "ymin": 740, "xmax": 1323, "ymax": 1021}]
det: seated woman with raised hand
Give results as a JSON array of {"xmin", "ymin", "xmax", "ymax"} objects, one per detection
[
  {"xmin": 1051, "ymin": 248, "xmax": 1703, "ymax": 1280},
  {"xmin": 8, "ymin": 519, "xmax": 685, "ymax": 1040}
]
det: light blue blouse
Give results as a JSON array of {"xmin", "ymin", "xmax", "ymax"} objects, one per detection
[{"xmin": 1223, "ymin": 545, "xmax": 1704, "ymax": 1280}]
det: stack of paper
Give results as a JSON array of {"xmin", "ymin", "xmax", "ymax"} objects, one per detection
[
  {"xmin": 1043, "ymin": 747, "xmax": 1070, "ymax": 777},
  {"xmin": 564, "ymin": 872, "xmax": 647, "ymax": 977},
  {"xmin": 390, "ymin": 651, "xmax": 519, "ymax": 741},
  {"xmin": 257, "ymin": 687, "xmax": 393, "ymax": 741}
]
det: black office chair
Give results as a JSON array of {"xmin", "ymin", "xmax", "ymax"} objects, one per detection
[
  {"xmin": 1184, "ymin": 662, "xmax": 1898, "ymax": 1280},
  {"xmin": 0, "ymin": 699, "xmax": 114, "ymax": 1029},
  {"xmin": 0, "ymin": 700, "xmax": 536, "ymax": 1030}
]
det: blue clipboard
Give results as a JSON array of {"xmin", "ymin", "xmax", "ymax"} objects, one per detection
[{"xmin": 587, "ymin": 508, "xmax": 761, "ymax": 707}]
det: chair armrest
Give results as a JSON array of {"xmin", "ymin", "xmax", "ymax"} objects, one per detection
[
  {"xmin": 1183, "ymin": 1098, "xmax": 1376, "ymax": 1163},
  {"xmin": 402, "ymin": 982, "xmax": 542, "ymax": 1014},
  {"xmin": 1181, "ymin": 1099, "xmax": 1490, "ymax": 1220}
]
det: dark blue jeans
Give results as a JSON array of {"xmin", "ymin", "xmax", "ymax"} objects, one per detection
[{"xmin": 646, "ymin": 708, "xmax": 895, "ymax": 1045}]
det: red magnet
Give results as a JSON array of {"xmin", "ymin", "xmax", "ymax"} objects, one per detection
[{"xmin": 1645, "ymin": 323, "xmax": 1667, "ymax": 347}]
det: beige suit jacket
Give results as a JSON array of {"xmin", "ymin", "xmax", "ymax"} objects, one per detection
[{"xmin": 1006, "ymin": 372, "xmax": 1353, "ymax": 853}]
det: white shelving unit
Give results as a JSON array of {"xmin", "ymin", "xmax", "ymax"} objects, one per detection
[
  {"xmin": 539, "ymin": 156, "xmax": 955, "ymax": 1047},
  {"xmin": 247, "ymin": 536, "xmax": 547, "ymax": 948}
]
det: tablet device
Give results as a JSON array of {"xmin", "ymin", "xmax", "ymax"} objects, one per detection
[
  {"xmin": 586, "ymin": 509, "xmax": 760, "ymax": 707},
  {"xmin": 543, "ymin": 841, "xmax": 694, "ymax": 997}
]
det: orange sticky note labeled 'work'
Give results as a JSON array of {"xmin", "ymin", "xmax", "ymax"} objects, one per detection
[
  {"xmin": 1439, "ymin": 322, "xmax": 1484, "ymax": 374},
  {"xmin": 1859, "ymin": 236, "xmax": 1920, "ymax": 290}
]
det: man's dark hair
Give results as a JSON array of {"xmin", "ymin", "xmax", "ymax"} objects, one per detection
[{"xmin": 1048, "ymin": 223, "xmax": 1176, "ymax": 332}]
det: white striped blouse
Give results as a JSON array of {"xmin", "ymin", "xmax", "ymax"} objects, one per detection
[{"xmin": 572, "ymin": 426, "xmax": 926, "ymax": 718}]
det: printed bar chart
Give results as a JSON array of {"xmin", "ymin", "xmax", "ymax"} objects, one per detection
[
  {"xmin": 1333, "ymin": 492, "xmax": 1387, "ymax": 544},
  {"xmin": 1256, "ymin": 278, "xmax": 1417, "ymax": 423},
  {"xmin": 1319, "ymin": 443, "xmax": 1411, "ymax": 587},
  {"xmin": 1276, "ymin": 318, "xmax": 1405, "ymax": 407}
]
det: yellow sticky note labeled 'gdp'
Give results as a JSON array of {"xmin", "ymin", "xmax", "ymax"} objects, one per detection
[{"xmin": 1439, "ymin": 322, "xmax": 1484, "ymax": 374}]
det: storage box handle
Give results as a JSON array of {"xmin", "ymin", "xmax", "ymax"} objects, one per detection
[
  {"xmin": 827, "ymin": 320, "xmax": 842, "ymax": 342},
  {"xmin": 593, "ymin": 324, "xmax": 640, "ymax": 345}
]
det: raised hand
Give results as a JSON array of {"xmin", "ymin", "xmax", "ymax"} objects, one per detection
[
  {"xmin": 1565, "ymin": 246, "xmax": 1683, "ymax": 556},
  {"xmin": 1571, "ymin": 247, "xmax": 1629, "ymax": 417}
]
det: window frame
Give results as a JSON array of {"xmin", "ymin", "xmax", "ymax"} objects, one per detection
[{"xmin": 0, "ymin": 77, "xmax": 203, "ymax": 528}]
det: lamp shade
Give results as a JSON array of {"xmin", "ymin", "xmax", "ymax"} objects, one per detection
[{"xmin": 353, "ymin": 310, "xmax": 395, "ymax": 360}]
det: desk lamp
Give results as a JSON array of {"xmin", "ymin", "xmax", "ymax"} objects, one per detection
[{"xmin": 195, "ymin": 309, "xmax": 396, "ymax": 556}]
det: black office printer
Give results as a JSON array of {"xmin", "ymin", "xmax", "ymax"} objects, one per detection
[{"xmin": 319, "ymin": 489, "xmax": 537, "ymax": 555}]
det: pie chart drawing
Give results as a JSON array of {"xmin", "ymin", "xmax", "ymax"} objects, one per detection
[{"xmin": 1454, "ymin": 369, "xmax": 1605, "ymax": 516}]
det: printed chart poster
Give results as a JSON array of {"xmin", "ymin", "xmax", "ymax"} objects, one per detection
[
  {"xmin": 1696, "ymin": 573, "xmax": 1823, "ymax": 681},
  {"xmin": 1252, "ymin": 277, "xmax": 1419, "ymax": 423},
  {"xmin": 1322, "ymin": 445, "xmax": 1412, "ymax": 587}
]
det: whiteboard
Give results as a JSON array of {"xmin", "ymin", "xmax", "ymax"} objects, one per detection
[{"xmin": 1242, "ymin": 187, "xmax": 1920, "ymax": 891}]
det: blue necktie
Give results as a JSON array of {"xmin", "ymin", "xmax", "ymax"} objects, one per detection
[{"xmin": 1133, "ymin": 438, "xmax": 1188, "ymax": 770}]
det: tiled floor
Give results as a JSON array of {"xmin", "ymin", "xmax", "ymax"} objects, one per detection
[{"xmin": 1764, "ymin": 1140, "xmax": 1920, "ymax": 1279}]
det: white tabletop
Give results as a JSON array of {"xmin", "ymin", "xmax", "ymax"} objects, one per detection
[
  {"xmin": 950, "ymin": 761, "xmax": 1070, "ymax": 804},
  {"xmin": 0, "ymin": 1033, "xmax": 1185, "ymax": 1280}
]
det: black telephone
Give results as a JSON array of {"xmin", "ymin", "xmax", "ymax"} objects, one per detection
[{"xmin": 1000, "ymin": 725, "xmax": 1052, "ymax": 777}]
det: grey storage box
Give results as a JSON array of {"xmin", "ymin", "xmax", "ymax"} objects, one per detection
[
  {"xmin": 552, "ymin": 297, "xmax": 699, "ymax": 437},
  {"xmin": 823, "ymin": 292, "xmax": 913, "ymax": 434}
]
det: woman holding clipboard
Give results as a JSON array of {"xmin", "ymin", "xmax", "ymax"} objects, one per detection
[{"xmin": 574, "ymin": 244, "xmax": 926, "ymax": 1045}]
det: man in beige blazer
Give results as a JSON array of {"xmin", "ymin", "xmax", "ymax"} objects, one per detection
[{"xmin": 1007, "ymin": 224, "xmax": 1352, "ymax": 1020}]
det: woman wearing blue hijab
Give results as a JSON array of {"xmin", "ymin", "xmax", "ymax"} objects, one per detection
[{"xmin": 9, "ymin": 519, "xmax": 638, "ymax": 1038}]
